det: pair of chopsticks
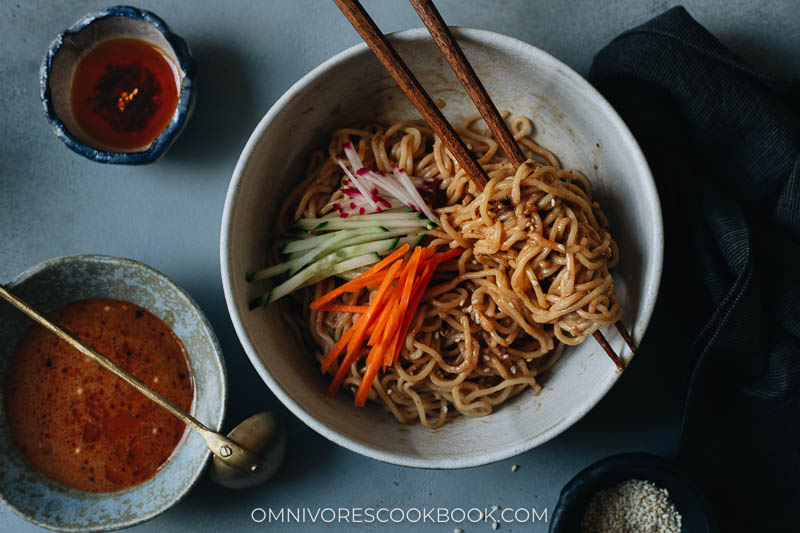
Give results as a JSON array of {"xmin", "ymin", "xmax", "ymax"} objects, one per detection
[{"xmin": 333, "ymin": 0, "xmax": 635, "ymax": 370}]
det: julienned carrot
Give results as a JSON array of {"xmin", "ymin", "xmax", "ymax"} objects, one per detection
[
  {"xmin": 367, "ymin": 285, "xmax": 399, "ymax": 347},
  {"xmin": 435, "ymin": 246, "xmax": 462, "ymax": 263},
  {"xmin": 328, "ymin": 319, "xmax": 368, "ymax": 396},
  {"xmin": 382, "ymin": 309, "xmax": 403, "ymax": 366},
  {"xmin": 310, "ymin": 244, "xmax": 409, "ymax": 310},
  {"xmin": 318, "ymin": 304, "xmax": 370, "ymax": 313},
  {"xmin": 327, "ymin": 318, "xmax": 380, "ymax": 396},
  {"xmin": 325, "ymin": 263, "xmax": 401, "ymax": 394},
  {"xmin": 320, "ymin": 327, "xmax": 354, "ymax": 372},
  {"xmin": 381, "ymin": 301, "xmax": 402, "ymax": 366},
  {"xmin": 367, "ymin": 247, "xmax": 419, "ymax": 348},
  {"xmin": 355, "ymin": 342, "xmax": 383, "ymax": 405},
  {"xmin": 388, "ymin": 249, "xmax": 457, "ymax": 365},
  {"xmin": 380, "ymin": 248, "xmax": 422, "ymax": 365},
  {"xmin": 323, "ymin": 246, "xmax": 465, "ymax": 399},
  {"xmin": 361, "ymin": 243, "xmax": 410, "ymax": 277},
  {"xmin": 358, "ymin": 310, "xmax": 401, "ymax": 405},
  {"xmin": 310, "ymin": 270, "xmax": 396, "ymax": 311},
  {"xmin": 346, "ymin": 260, "xmax": 402, "ymax": 354},
  {"xmin": 324, "ymin": 319, "xmax": 379, "ymax": 390},
  {"xmin": 387, "ymin": 261, "xmax": 435, "ymax": 366}
]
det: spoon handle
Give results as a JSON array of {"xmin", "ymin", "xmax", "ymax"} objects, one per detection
[{"xmin": 0, "ymin": 286, "xmax": 263, "ymax": 472}]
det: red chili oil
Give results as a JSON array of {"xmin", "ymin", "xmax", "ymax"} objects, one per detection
[{"xmin": 70, "ymin": 38, "xmax": 179, "ymax": 151}]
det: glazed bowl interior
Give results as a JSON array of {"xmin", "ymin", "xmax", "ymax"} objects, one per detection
[
  {"xmin": 221, "ymin": 28, "xmax": 662, "ymax": 468},
  {"xmin": 0, "ymin": 255, "xmax": 226, "ymax": 532}
]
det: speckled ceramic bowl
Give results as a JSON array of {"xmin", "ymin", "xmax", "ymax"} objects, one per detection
[
  {"xmin": 40, "ymin": 6, "xmax": 195, "ymax": 164},
  {"xmin": 222, "ymin": 28, "xmax": 662, "ymax": 468},
  {"xmin": 0, "ymin": 255, "xmax": 226, "ymax": 532}
]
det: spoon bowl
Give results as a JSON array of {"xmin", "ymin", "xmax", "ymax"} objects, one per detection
[{"xmin": 210, "ymin": 412, "xmax": 288, "ymax": 489}]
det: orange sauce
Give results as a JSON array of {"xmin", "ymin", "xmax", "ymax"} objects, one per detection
[
  {"xmin": 3, "ymin": 299, "xmax": 193, "ymax": 493},
  {"xmin": 70, "ymin": 38, "xmax": 179, "ymax": 151}
]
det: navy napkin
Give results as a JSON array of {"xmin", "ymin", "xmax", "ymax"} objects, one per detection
[{"xmin": 589, "ymin": 7, "xmax": 800, "ymax": 532}]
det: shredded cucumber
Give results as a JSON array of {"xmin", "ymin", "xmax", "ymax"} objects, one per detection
[
  {"xmin": 295, "ymin": 211, "xmax": 428, "ymax": 231},
  {"xmin": 284, "ymin": 227, "xmax": 422, "ymax": 259},
  {"xmin": 379, "ymin": 234, "xmax": 424, "ymax": 254},
  {"xmin": 248, "ymin": 209, "xmax": 432, "ymax": 307},
  {"xmin": 250, "ymin": 252, "xmax": 382, "ymax": 307},
  {"xmin": 249, "ymin": 235, "xmax": 399, "ymax": 282},
  {"xmin": 282, "ymin": 226, "xmax": 388, "ymax": 255},
  {"xmin": 288, "ymin": 238, "xmax": 398, "ymax": 275},
  {"xmin": 249, "ymin": 230, "xmax": 358, "ymax": 281},
  {"xmin": 303, "ymin": 253, "xmax": 381, "ymax": 287}
]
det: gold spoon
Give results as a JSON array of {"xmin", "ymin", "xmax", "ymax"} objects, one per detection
[{"xmin": 0, "ymin": 285, "xmax": 287, "ymax": 489}]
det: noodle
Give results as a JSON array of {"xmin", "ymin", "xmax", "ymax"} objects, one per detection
[{"xmin": 275, "ymin": 114, "xmax": 621, "ymax": 428}]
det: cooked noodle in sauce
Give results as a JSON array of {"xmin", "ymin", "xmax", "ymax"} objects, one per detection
[{"xmin": 275, "ymin": 114, "xmax": 621, "ymax": 428}]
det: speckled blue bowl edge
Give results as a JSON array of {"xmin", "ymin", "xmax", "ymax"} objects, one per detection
[
  {"xmin": 39, "ymin": 6, "xmax": 196, "ymax": 165},
  {"xmin": 0, "ymin": 254, "xmax": 227, "ymax": 532}
]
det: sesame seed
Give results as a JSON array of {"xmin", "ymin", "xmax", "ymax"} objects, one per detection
[
  {"xmin": 511, "ymin": 366, "xmax": 517, "ymax": 374},
  {"xmin": 580, "ymin": 479, "xmax": 682, "ymax": 533},
  {"xmin": 492, "ymin": 522, "xmax": 499, "ymax": 530},
  {"xmin": 491, "ymin": 505, "xmax": 499, "ymax": 511},
  {"xmin": 502, "ymin": 354, "xmax": 509, "ymax": 359},
  {"xmin": 511, "ymin": 464, "xmax": 519, "ymax": 472},
  {"xmin": 454, "ymin": 529, "xmax": 463, "ymax": 533}
]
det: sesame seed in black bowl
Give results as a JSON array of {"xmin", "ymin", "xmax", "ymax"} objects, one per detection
[{"xmin": 550, "ymin": 453, "xmax": 717, "ymax": 533}]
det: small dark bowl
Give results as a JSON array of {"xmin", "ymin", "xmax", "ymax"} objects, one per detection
[
  {"xmin": 550, "ymin": 453, "xmax": 717, "ymax": 533},
  {"xmin": 40, "ymin": 5, "xmax": 195, "ymax": 164}
]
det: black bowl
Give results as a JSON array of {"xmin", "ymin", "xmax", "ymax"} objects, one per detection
[{"xmin": 550, "ymin": 453, "xmax": 716, "ymax": 532}]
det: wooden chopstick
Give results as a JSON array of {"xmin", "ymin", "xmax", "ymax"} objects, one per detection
[
  {"xmin": 409, "ymin": 0, "xmax": 636, "ymax": 367},
  {"xmin": 334, "ymin": 0, "xmax": 630, "ymax": 370},
  {"xmin": 615, "ymin": 322, "xmax": 638, "ymax": 354},
  {"xmin": 408, "ymin": 0, "xmax": 527, "ymax": 168},
  {"xmin": 333, "ymin": 0, "xmax": 488, "ymax": 189}
]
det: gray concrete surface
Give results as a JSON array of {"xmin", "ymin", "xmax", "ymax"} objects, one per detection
[{"xmin": 1, "ymin": 1, "xmax": 798, "ymax": 531}]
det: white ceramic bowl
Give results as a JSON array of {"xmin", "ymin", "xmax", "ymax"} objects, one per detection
[{"xmin": 221, "ymin": 28, "xmax": 663, "ymax": 468}]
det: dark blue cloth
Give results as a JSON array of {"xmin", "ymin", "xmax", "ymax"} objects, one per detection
[{"xmin": 589, "ymin": 7, "xmax": 800, "ymax": 532}]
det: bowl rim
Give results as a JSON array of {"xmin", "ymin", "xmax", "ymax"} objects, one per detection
[
  {"xmin": 39, "ymin": 5, "xmax": 196, "ymax": 165},
  {"xmin": 0, "ymin": 254, "xmax": 227, "ymax": 532},
  {"xmin": 221, "ymin": 26, "xmax": 664, "ymax": 469}
]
